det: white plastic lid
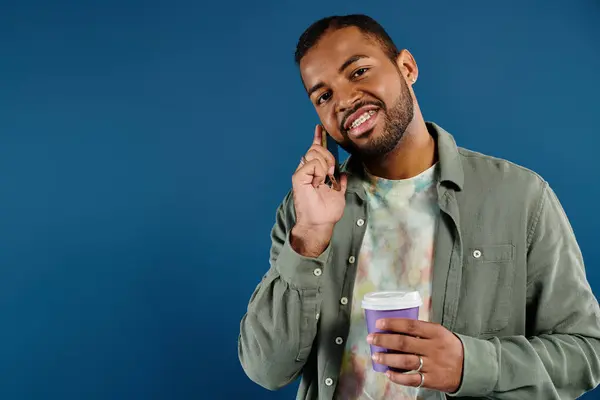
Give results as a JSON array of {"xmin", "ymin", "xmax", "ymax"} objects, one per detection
[{"xmin": 361, "ymin": 291, "xmax": 423, "ymax": 310}]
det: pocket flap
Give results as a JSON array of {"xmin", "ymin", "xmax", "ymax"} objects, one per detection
[{"xmin": 468, "ymin": 244, "xmax": 514, "ymax": 263}]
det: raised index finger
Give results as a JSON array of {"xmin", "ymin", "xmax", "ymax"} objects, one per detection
[
  {"xmin": 375, "ymin": 318, "xmax": 439, "ymax": 339},
  {"xmin": 312, "ymin": 124, "xmax": 323, "ymax": 146}
]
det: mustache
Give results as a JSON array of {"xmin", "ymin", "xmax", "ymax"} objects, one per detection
[{"xmin": 340, "ymin": 100, "xmax": 386, "ymax": 133}]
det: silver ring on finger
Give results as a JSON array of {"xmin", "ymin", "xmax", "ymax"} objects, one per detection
[
  {"xmin": 416, "ymin": 372, "xmax": 424, "ymax": 389},
  {"xmin": 402, "ymin": 355, "xmax": 423, "ymax": 375},
  {"xmin": 415, "ymin": 355, "xmax": 423, "ymax": 373},
  {"xmin": 300, "ymin": 155, "xmax": 308, "ymax": 165}
]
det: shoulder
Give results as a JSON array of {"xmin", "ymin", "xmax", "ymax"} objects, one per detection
[
  {"xmin": 457, "ymin": 146, "xmax": 547, "ymax": 192},
  {"xmin": 455, "ymin": 146, "xmax": 550, "ymax": 223}
]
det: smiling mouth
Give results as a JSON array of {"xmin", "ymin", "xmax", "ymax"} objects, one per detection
[
  {"xmin": 345, "ymin": 108, "xmax": 380, "ymax": 138},
  {"xmin": 349, "ymin": 109, "xmax": 377, "ymax": 129}
]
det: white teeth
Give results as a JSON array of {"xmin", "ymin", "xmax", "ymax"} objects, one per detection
[{"xmin": 350, "ymin": 110, "xmax": 377, "ymax": 129}]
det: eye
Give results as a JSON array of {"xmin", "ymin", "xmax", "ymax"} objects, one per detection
[
  {"xmin": 351, "ymin": 67, "xmax": 369, "ymax": 79},
  {"xmin": 317, "ymin": 91, "xmax": 332, "ymax": 105}
]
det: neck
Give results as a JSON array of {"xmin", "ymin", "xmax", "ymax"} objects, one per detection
[{"xmin": 362, "ymin": 112, "xmax": 437, "ymax": 180}]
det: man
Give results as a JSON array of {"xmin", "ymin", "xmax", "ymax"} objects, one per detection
[{"xmin": 238, "ymin": 14, "xmax": 600, "ymax": 400}]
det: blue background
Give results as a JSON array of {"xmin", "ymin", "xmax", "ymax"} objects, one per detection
[{"xmin": 0, "ymin": 0, "xmax": 598, "ymax": 398}]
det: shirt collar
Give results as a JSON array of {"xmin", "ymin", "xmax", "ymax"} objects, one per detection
[{"xmin": 341, "ymin": 121, "xmax": 464, "ymax": 199}]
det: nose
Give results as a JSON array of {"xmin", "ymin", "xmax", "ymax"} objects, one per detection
[{"xmin": 335, "ymin": 85, "xmax": 362, "ymax": 114}]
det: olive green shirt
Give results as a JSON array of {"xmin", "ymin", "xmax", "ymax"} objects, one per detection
[{"xmin": 238, "ymin": 122, "xmax": 600, "ymax": 399}]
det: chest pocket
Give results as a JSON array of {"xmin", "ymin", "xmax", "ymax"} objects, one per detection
[{"xmin": 462, "ymin": 244, "xmax": 515, "ymax": 335}]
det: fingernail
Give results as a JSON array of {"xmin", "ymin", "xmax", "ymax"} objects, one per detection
[
  {"xmin": 376, "ymin": 320, "xmax": 384, "ymax": 329},
  {"xmin": 367, "ymin": 334, "xmax": 374, "ymax": 344},
  {"xmin": 372, "ymin": 354, "xmax": 379, "ymax": 362}
]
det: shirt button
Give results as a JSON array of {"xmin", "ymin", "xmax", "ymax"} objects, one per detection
[
  {"xmin": 335, "ymin": 337, "xmax": 344, "ymax": 345},
  {"xmin": 473, "ymin": 250, "xmax": 482, "ymax": 259},
  {"xmin": 348, "ymin": 255, "xmax": 355, "ymax": 264},
  {"xmin": 325, "ymin": 377, "xmax": 334, "ymax": 386},
  {"xmin": 313, "ymin": 268, "xmax": 322, "ymax": 276},
  {"xmin": 356, "ymin": 218, "xmax": 365, "ymax": 227},
  {"xmin": 340, "ymin": 297, "xmax": 348, "ymax": 305}
]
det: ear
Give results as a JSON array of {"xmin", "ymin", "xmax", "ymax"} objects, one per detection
[{"xmin": 395, "ymin": 49, "xmax": 419, "ymax": 85}]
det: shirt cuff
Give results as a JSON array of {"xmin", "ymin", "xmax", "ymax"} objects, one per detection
[
  {"xmin": 447, "ymin": 333, "xmax": 499, "ymax": 397},
  {"xmin": 274, "ymin": 231, "xmax": 331, "ymax": 289}
]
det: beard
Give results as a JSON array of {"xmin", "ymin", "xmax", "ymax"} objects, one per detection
[{"xmin": 339, "ymin": 77, "xmax": 414, "ymax": 161}]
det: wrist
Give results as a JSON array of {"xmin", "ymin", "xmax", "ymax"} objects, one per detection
[
  {"xmin": 446, "ymin": 333, "xmax": 498, "ymax": 397},
  {"xmin": 290, "ymin": 223, "xmax": 334, "ymax": 258},
  {"xmin": 293, "ymin": 223, "xmax": 334, "ymax": 237}
]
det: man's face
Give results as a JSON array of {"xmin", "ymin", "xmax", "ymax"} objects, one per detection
[{"xmin": 299, "ymin": 27, "xmax": 414, "ymax": 160}]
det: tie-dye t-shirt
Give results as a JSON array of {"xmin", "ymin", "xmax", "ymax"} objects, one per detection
[{"xmin": 334, "ymin": 163, "xmax": 442, "ymax": 400}]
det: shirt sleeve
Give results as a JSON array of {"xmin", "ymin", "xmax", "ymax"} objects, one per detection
[{"xmin": 238, "ymin": 191, "xmax": 330, "ymax": 390}]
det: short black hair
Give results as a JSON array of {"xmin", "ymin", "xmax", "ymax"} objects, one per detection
[{"xmin": 294, "ymin": 14, "xmax": 400, "ymax": 65}]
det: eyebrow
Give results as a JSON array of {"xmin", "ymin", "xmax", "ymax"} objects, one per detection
[
  {"xmin": 338, "ymin": 54, "xmax": 368, "ymax": 74},
  {"xmin": 307, "ymin": 54, "xmax": 369, "ymax": 98}
]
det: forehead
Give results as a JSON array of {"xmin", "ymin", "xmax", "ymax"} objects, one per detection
[{"xmin": 299, "ymin": 27, "xmax": 386, "ymax": 86}]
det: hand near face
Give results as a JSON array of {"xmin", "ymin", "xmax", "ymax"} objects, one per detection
[
  {"xmin": 289, "ymin": 124, "xmax": 348, "ymax": 257},
  {"xmin": 292, "ymin": 125, "xmax": 347, "ymax": 230},
  {"xmin": 367, "ymin": 318, "xmax": 464, "ymax": 393}
]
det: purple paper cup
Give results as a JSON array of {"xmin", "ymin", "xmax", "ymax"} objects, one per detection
[{"xmin": 362, "ymin": 291, "xmax": 423, "ymax": 373}]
